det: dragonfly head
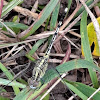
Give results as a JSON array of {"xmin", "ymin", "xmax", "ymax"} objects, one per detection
[{"xmin": 28, "ymin": 77, "xmax": 39, "ymax": 89}]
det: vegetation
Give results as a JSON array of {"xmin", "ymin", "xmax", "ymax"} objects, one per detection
[{"xmin": 0, "ymin": 0, "xmax": 100, "ymax": 100}]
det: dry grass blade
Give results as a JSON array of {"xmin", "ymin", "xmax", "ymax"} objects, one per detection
[
  {"xmin": 94, "ymin": 6, "xmax": 100, "ymax": 17},
  {"xmin": 54, "ymin": 0, "xmax": 100, "ymax": 44},
  {"xmin": 3, "ymin": 45, "xmax": 18, "ymax": 59}
]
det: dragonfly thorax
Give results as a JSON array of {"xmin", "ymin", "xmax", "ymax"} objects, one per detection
[{"xmin": 28, "ymin": 56, "xmax": 49, "ymax": 88}]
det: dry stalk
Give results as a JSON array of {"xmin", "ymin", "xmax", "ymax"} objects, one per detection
[{"xmin": 54, "ymin": 0, "xmax": 100, "ymax": 44}]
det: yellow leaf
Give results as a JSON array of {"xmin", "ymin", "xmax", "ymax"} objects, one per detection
[{"xmin": 82, "ymin": 17, "xmax": 100, "ymax": 56}]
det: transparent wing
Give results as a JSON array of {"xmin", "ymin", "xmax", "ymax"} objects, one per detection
[{"xmin": 0, "ymin": 61, "xmax": 35, "ymax": 93}]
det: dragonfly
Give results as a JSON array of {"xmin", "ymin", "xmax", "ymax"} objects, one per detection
[
  {"xmin": 28, "ymin": 7, "xmax": 68, "ymax": 89},
  {"xmin": 0, "ymin": 7, "xmax": 68, "ymax": 95}
]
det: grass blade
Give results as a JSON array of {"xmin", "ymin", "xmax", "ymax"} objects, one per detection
[
  {"xmin": 64, "ymin": 80, "xmax": 100, "ymax": 100},
  {"xmin": 1, "ymin": 0, "xmax": 23, "ymax": 18},
  {"xmin": 26, "ymin": 39, "xmax": 46, "ymax": 61},
  {"xmin": 0, "ymin": 78, "xmax": 26, "ymax": 88},
  {"xmin": 0, "ymin": 22, "xmax": 28, "ymax": 30},
  {"xmin": 0, "ymin": 63, "xmax": 20, "ymax": 95},
  {"xmin": 42, "ymin": 59, "xmax": 100, "ymax": 85},
  {"xmin": 20, "ymin": 0, "xmax": 59, "ymax": 40},
  {"xmin": 80, "ymin": 10, "xmax": 99, "ymax": 88}
]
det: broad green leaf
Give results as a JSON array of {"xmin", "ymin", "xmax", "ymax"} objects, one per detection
[
  {"xmin": 64, "ymin": 80, "xmax": 100, "ymax": 100},
  {"xmin": 0, "ymin": 63, "xmax": 20, "ymax": 95},
  {"xmin": 12, "ymin": 16, "xmax": 20, "ymax": 33},
  {"xmin": 42, "ymin": 59, "xmax": 100, "ymax": 84},
  {"xmin": 1, "ymin": 0, "xmax": 23, "ymax": 18},
  {"xmin": 20, "ymin": 0, "xmax": 59, "ymax": 40},
  {"xmin": 14, "ymin": 59, "xmax": 100, "ymax": 100},
  {"xmin": 80, "ymin": 11, "xmax": 98, "ymax": 88}
]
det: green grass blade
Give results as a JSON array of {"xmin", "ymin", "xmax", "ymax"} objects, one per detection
[
  {"xmin": 80, "ymin": 10, "xmax": 99, "ymax": 88},
  {"xmin": 26, "ymin": 39, "xmax": 46, "ymax": 61},
  {"xmin": 64, "ymin": 80, "xmax": 88, "ymax": 100},
  {"xmin": 42, "ymin": 59, "xmax": 100, "ymax": 84},
  {"xmin": 20, "ymin": 0, "xmax": 59, "ymax": 40},
  {"xmin": 0, "ymin": 78, "xmax": 26, "ymax": 88},
  {"xmin": 0, "ymin": 22, "xmax": 28, "ymax": 30},
  {"xmin": 14, "ymin": 84, "xmax": 48, "ymax": 100},
  {"xmin": 74, "ymin": 0, "xmax": 94, "ymax": 18},
  {"xmin": 0, "ymin": 95, "xmax": 10, "ymax": 100},
  {"xmin": 1, "ymin": 0, "xmax": 23, "ymax": 18},
  {"xmin": 48, "ymin": 2, "xmax": 60, "ymax": 44},
  {"xmin": 50, "ymin": 2, "xmax": 60, "ymax": 31},
  {"xmin": 0, "ymin": 87, "xmax": 10, "ymax": 100},
  {"xmin": 80, "ymin": 11, "xmax": 93, "ymax": 61},
  {"xmin": 66, "ymin": 0, "xmax": 72, "ymax": 16},
  {"xmin": 14, "ymin": 59, "xmax": 100, "ymax": 100},
  {"xmin": 64, "ymin": 80, "xmax": 100, "ymax": 100},
  {"xmin": 17, "ymin": 59, "xmax": 100, "ymax": 100},
  {"xmin": 44, "ymin": 15, "xmax": 51, "ymax": 31},
  {"xmin": 0, "ymin": 63, "xmax": 20, "ymax": 95},
  {"xmin": 14, "ymin": 87, "xmax": 30, "ymax": 100}
]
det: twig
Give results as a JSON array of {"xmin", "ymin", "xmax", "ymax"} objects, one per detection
[
  {"xmin": 60, "ymin": 3, "xmax": 82, "ymax": 30},
  {"xmin": 0, "ymin": 20, "xmax": 16, "ymax": 37},
  {"xmin": 40, "ymin": 73, "xmax": 68, "ymax": 100},
  {"xmin": 38, "ymin": 53, "xmax": 79, "ymax": 58},
  {"xmin": 68, "ymin": 94, "xmax": 77, "ymax": 100},
  {"xmin": 3, "ymin": 45, "xmax": 18, "ymax": 59},
  {"xmin": 94, "ymin": 6, "xmax": 100, "ymax": 17},
  {"xmin": 28, "ymin": 0, "xmax": 38, "ymax": 24},
  {"xmin": 63, "ymin": 36, "xmax": 80, "ymax": 50},
  {"xmin": 54, "ymin": 0, "xmax": 100, "ymax": 44},
  {"xmin": 69, "ymin": 31, "xmax": 81, "ymax": 38}
]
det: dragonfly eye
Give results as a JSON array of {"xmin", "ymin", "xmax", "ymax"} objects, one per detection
[
  {"xmin": 28, "ymin": 78, "xmax": 34, "ymax": 86},
  {"xmin": 28, "ymin": 77, "xmax": 40, "ymax": 89}
]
